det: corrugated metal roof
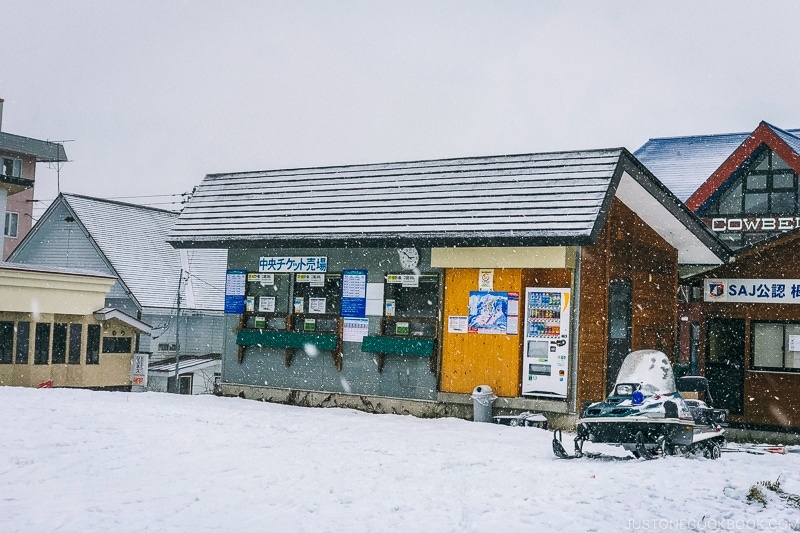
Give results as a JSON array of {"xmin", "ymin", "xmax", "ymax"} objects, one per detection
[
  {"xmin": 634, "ymin": 126, "xmax": 800, "ymax": 202},
  {"xmin": 170, "ymin": 149, "xmax": 626, "ymax": 247},
  {"xmin": 61, "ymin": 194, "xmax": 226, "ymax": 311},
  {"xmin": 148, "ymin": 355, "xmax": 221, "ymax": 374},
  {"xmin": 0, "ymin": 132, "xmax": 67, "ymax": 162}
]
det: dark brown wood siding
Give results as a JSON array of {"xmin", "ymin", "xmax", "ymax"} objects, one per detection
[
  {"xmin": 685, "ymin": 235, "xmax": 800, "ymax": 428},
  {"xmin": 576, "ymin": 199, "xmax": 679, "ymax": 407}
]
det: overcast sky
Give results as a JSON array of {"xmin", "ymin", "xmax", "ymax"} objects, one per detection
[{"xmin": 4, "ymin": 1, "xmax": 800, "ymax": 217}]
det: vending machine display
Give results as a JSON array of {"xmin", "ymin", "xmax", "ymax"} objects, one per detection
[{"xmin": 522, "ymin": 287, "xmax": 571, "ymax": 398}]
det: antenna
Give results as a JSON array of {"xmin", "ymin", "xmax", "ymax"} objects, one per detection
[{"xmin": 46, "ymin": 140, "xmax": 73, "ymax": 193}]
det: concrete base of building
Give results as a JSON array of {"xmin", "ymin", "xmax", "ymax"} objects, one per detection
[
  {"xmin": 725, "ymin": 427, "xmax": 800, "ymax": 446},
  {"xmin": 220, "ymin": 383, "xmax": 579, "ymax": 429}
]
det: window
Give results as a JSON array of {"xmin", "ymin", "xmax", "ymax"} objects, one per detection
[
  {"xmin": 86, "ymin": 324, "xmax": 101, "ymax": 364},
  {"xmin": 68, "ymin": 324, "xmax": 82, "ymax": 364},
  {"xmin": 752, "ymin": 322, "xmax": 800, "ymax": 371},
  {"xmin": 1, "ymin": 157, "xmax": 22, "ymax": 178},
  {"xmin": 4, "ymin": 212, "xmax": 19, "ymax": 238},
  {"xmin": 102, "ymin": 337, "xmax": 132, "ymax": 354},
  {"xmin": 34, "ymin": 323, "xmax": 51, "ymax": 365},
  {"xmin": 168, "ymin": 374, "xmax": 193, "ymax": 395},
  {"xmin": 707, "ymin": 150, "xmax": 799, "ymax": 218},
  {"xmin": 0, "ymin": 321, "xmax": 13, "ymax": 364},
  {"xmin": 15, "ymin": 322, "xmax": 30, "ymax": 364},
  {"xmin": 157, "ymin": 342, "xmax": 177, "ymax": 352},
  {"xmin": 51, "ymin": 323, "xmax": 68, "ymax": 364}
]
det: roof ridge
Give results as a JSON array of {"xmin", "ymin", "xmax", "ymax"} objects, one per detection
[
  {"xmin": 644, "ymin": 125, "xmax": 800, "ymax": 144},
  {"xmin": 206, "ymin": 147, "xmax": 625, "ymax": 179},
  {"xmin": 762, "ymin": 122, "xmax": 800, "ymax": 141},
  {"xmin": 62, "ymin": 192, "xmax": 179, "ymax": 215}
]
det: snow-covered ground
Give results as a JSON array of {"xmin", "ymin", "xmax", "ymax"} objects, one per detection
[{"xmin": 2, "ymin": 387, "xmax": 799, "ymax": 532}]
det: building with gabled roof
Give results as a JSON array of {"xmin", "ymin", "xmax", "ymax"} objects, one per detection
[
  {"xmin": 636, "ymin": 122, "xmax": 800, "ymax": 250},
  {"xmin": 637, "ymin": 122, "xmax": 800, "ymax": 439},
  {"xmin": 0, "ymin": 98, "xmax": 67, "ymax": 260},
  {"xmin": 8, "ymin": 193, "xmax": 227, "ymax": 366},
  {"xmin": 169, "ymin": 147, "xmax": 726, "ymax": 424}
]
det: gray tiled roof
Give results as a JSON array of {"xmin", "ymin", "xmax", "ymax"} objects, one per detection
[
  {"xmin": 63, "ymin": 194, "xmax": 225, "ymax": 311},
  {"xmin": 634, "ymin": 126, "xmax": 800, "ymax": 202},
  {"xmin": 170, "ymin": 149, "xmax": 627, "ymax": 247}
]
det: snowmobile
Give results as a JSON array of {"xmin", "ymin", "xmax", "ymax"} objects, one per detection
[{"xmin": 552, "ymin": 349, "xmax": 727, "ymax": 460}]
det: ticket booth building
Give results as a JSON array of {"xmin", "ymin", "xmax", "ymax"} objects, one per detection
[{"xmin": 169, "ymin": 148, "xmax": 725, "ymax": 422}]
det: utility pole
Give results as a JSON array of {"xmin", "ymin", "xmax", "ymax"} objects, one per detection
[{"xmin": 173, "ymin": 268, "xmax": 183, "ymax": 393}]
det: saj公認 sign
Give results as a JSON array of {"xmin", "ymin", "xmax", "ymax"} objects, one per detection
[
  {"xmin": 706, "ymin": 217, "xmax": 800, "ymax": 233},
  {"xmin": 704, "ymin": 278, "xmax": 800, "ymax": 304}
]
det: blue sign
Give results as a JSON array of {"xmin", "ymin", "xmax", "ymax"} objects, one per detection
[
  {"xmin": 224, "ymin": 269, "xmax": 247, "ymax": 314},
  {"xmin": 341, "ymin": 269, "xmax": 367, "ymax": 318}
]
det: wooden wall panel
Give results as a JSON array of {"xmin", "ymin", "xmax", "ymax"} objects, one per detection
[{"xmin": 440, "ymin": 268, "xmax": 523, "ymax": 397}]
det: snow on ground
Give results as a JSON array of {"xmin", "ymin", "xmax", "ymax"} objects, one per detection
[{"xmin": 2, "ymin": 388, "xmax": 800, "ymax": 533}]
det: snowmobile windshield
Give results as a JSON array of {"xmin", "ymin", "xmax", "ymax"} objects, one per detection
[{"xmin": 613, "ymin": 350, "xmax": 676, "ymax": 395}]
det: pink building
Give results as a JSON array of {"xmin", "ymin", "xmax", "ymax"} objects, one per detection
[{"xmin": 0, "ymin": 98, "xmax": 67, "ymax": 259}]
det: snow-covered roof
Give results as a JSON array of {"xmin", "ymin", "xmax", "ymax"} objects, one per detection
[
  {"xmin": 634, "ymin": 125, "xmax": 800, "ymax": 202},
  {"xmin": 25, "ymin": 194, "xmax": 226, "ymax": 311},
  {"xmin": 93, "ymin": 307, "xmax": 152, "ymax": 334},
  {"xmin": 148, "ymin": 355, "xmax": 220, "ymax": 374},
  {"xmin": 169, "ymin": 149, "xmax": 727, "ymax": 263}
]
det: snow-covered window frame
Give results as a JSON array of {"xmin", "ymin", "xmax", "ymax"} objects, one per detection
[{"xmin": 751, "ymin": 321, "xmax": 800, "ymax": 372}]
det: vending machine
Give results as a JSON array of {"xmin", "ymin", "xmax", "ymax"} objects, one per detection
[{"xmin": 522, "ymin": 287, "xmax": 571, "ymax": 398}]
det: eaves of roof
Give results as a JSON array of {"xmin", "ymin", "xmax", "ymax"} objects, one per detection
[{"xmin": 0, "ymin": 132, "xmax": 67, "ymax": 162}]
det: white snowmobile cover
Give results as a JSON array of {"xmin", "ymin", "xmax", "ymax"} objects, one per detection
[{"xmin": 614, "ymin": 349, "xmax": 676, "ymax": 395}]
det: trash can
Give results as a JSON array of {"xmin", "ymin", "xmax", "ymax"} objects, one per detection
[{"xmin": 471, "ymin": 385, "xmax": 497, "ymax": 422}]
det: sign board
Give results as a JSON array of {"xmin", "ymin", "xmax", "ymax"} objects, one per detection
[
  {"xmin": 296, "ymin": 273, "xmax": 325, "ymax": 286},
  {"xmin": 259, "ymin": 256, "xmax": 327, "ymax": 273},
  {"xmin": 341, "ymin": 270, "xmax": 368, "ymax": 318},
  {"xmin": 247, "ymin": 273, "xmax": 274, "ymax": 285},
  {"xmin": 224, "ymin": 269, "xmax": 247, "ymax": 314},
  {"xmin": 704, "ymin": 278, "xmax": 800, "ymax": 304},
  {"xmin": 706, "ymin": 217, "xmax": 800, "ymax": 233},
  {"xmin": 131, "ymin": 353, "xmax": 148, "ymax": 388}
]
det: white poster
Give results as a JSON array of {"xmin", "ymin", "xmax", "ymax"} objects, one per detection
[
  {"xmin": 258, "ymin": 296, "xmax": 276, "ymax": 313},
  {"xmin": 309, "ymin": 297, "xmax": 327, "ymax": 314},
  {"xmin": 366, "ymin": 283, "xmax": 384, "ymax": 316},
  {"xmin": 448, "ymin": 316, "xmax": 468, "ymax": 333},
  {"xmin": 506, "ymin": 316, "xmax": 519, "ymax": 335},
  {"xmin": 478, "ymin": 269, "xmax": 494, "ymax": 291},
  {"xmin": 343, "ymin": 318, "xmax": 370, "ymax": 342},
  {"xmin": 789, "ymin": 335, "xmax": 800, "ymax": 352}
]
